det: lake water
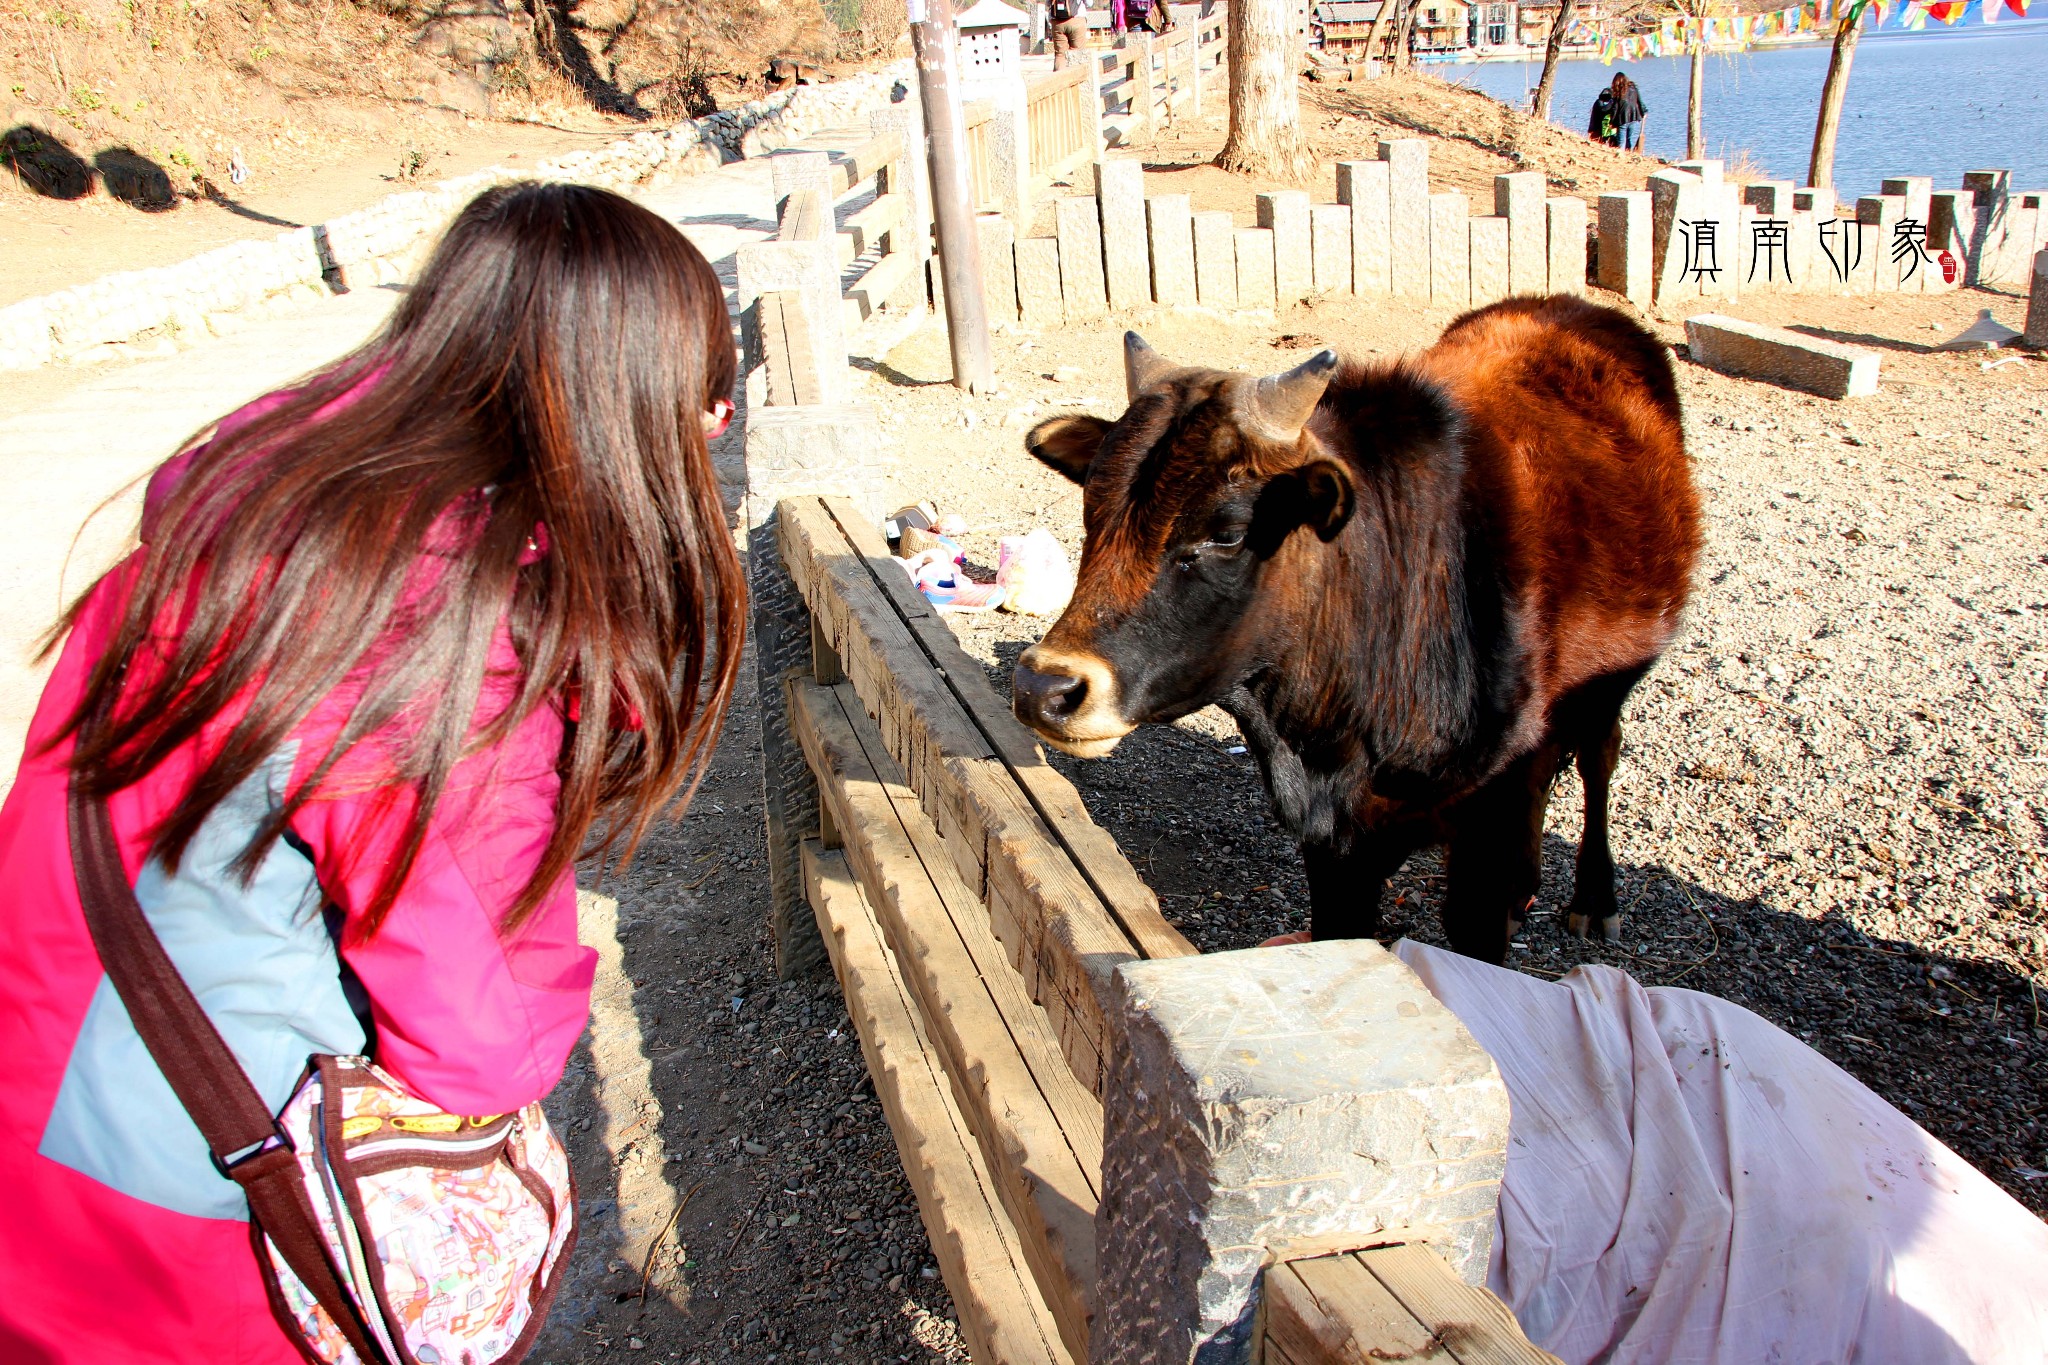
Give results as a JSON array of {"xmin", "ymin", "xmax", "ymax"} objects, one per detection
[{"xmin": 1445, "ymin": 21, "xmax": 2048, "ymax": 201}]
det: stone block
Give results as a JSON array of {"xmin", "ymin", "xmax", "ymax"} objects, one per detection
[
  {"xmin": 1793, "ymin": 187, "xmax": 1837, "ymax": 217},
  {"xmin": 1882, "ymin": 174, "xmax": 1934, "ymax": 285},
  {"xmin": 1379, "ymin": 138, "xmax": 1431, "ymax": 299},
  {"xmin": 1597, "ymin": 190, "xmax": 1652, "ymax": 308},
  {"xmin": 1741, "ymin": 202, "xmax": 1793, "ymax": 292},
  {"xmin": 770, "ymin": 149, "xmax": 834, "ymax": 219},
  {"xmin": 1258, "ymin": 191, "xmax": 1314, "ymax": 303},
  {"xmin": 1858, "ymin": 194, "xmax": 1907, "ymax": 292},
  {"xmin": 1427, "ymin": 191, "xmax": 1469, "ymax": 307},
  {"xmin": 1234, "ymin": 227, "xmax": 1277, "ymax": 309},
  {"xmin": 1785, "ymin": 207, "xmax": 1817, "ymax": 292},
  {"xmin": 1493, "ymin": 171, "xmax": 1547, "ymax": 295},
  {"xmin": 1650, "ymin": 169, "xmax": 1738, "ymax": 302},
  {"xmin": 1991, "ymin": 200, "xmax": 2041, "ymax": 288},
  {"xmin": 1546, "ymin": 195, "xmax": 1587, "ymax": 295},
  {"xmin": 1683, "ymin": 313, "xmax": 1880, "ymax": 399},
  {"xmin": 1744, "ymin": 180, "xmax": 1795, "ymax": 217},
  {"xmin": 1310, "ymin": 204, "xmax": 1353, "ymax": 296},
  {"xmin": 1928, "ymin": 189, "xmax": 1975, "ymax": 294},
  {"xmin": 1676, "ymin": 158, "xmax": 1723, "ymax": 185},
  {"xmin": 1016, "ymin": 236, "xmax": 1064, "ymax": 324},
  {"xmin": 1092, "ymin": 940, "xmax": 1510, "ymax": 1363},
  {"xmin": 1963, "ymin": 169, "xmax": 2011, "ymax": 286},
  {"xmin": 1809, "ymin": 206, "xmax": 1873, "ymax": 294},
  {"xmin": 1468, "ymin": 215, "xmax": 1509, "ymax": 306},
  {"xmin": 1147, "ymin": 193, "xmax": 1197, "ymax": 306},
  {"xmin": 2026, "ymin": 250, "xmax": 2048, "ymax": 349},
  {"xmin": 1336, "ymin": 160, "xmax": 1391, "ymax": 295},
  {"xmin": 976, "ymin": 213, "xmax": 1020, "ymax": 325},
  {"xmin": 1192, "ymin": 210, "xmax": 1237, "ymax": 308},
  {"xmin": 1055, "ymin": 195, "xmax": 1108, "ymax": 316},
  {"xmin": 738, "ymin": 234, "xmax": 850, "ymax": 404},
  {"xmin": 1096, "ymin": 159, "xmax": 1150, "ymax": 310}
]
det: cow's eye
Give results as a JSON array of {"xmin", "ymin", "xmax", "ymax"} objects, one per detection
[{"xmin": 1207, "ymin": 526, "xmax": 1247, "ymax": 551}]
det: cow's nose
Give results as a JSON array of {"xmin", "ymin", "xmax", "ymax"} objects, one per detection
[{"xmin": 1012, "ymin": 663, "xmax": 1088, "ymax": 729}]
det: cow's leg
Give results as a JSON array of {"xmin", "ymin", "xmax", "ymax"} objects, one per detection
[
  {"xmin": 1561, "ymin": 665, "xmax": 1647, "ymax": 943},
  {"xmin": 1443, "ymin": 750, "xmax": 1552, "ymax": 964},
  {"xmin": 1303, "ymin": 834, "xmax": 1411, "ymax": 940},
  {"xmin": 1565, "ymin": 716, "xmax": 1624, "ymax": 942}
]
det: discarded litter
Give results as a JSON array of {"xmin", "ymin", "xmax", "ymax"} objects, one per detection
[
  {"xmin": 995, "ymin": 529, "xmax": 1075, "ymax": 616},
  {"xmin": 1936, "ymin": 309, "xmax": 2021, "ymax": 352}
]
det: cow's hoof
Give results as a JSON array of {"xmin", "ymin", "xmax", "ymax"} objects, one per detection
[
  {"xmin": 1505, "ymin": 895, "xmax": 1537, "ymax": 940},
  {"xmin": 1259, "ymin": 930, "xmax": 1313, "ymax": 947},
  {"xmin": 1566, "ymin": 912, "xmax": 1590, "ymax": 938},
  {"xmin": 1600, "ymin": 915, "xmax": 1624, "ymax": 944}
]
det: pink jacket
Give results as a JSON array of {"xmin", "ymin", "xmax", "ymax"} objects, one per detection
[{"xmin": 0, "ymin": 391, "xmax": 596, "ymax": 1364}]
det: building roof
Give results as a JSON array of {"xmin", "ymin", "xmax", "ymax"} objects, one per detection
[
  {"xmin": 956, "ymin": 0, "xmax": 1027, "ymax": 28},
  {"xmin": 1315, "ymin": 0, "xmax": 1384, "ymax": 20}
]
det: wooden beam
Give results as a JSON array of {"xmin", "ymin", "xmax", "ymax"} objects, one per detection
[
  {"xmin": 788, "ymin": 678, "xmax": 1100, "ymax": 1362},
  {"xmin": 1358, "ymin": 1244, "xmax": 1562, "ymax": 1365},
  {"xmin": 831, "ymin": 129, "xmax": 907, "ymax": 199},
  {"xmin": 845, "ymin": 190, "xmax": 909, "ymax": 257},
  {"xmin": 1263, "ymin": 1246, "xmax": 1563, "ymax": 1365},
  {"xmin": 801, "ymin": 841, "xmax": 1073, "ymax": 1365}
]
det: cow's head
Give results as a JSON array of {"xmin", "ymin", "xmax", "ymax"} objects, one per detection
[{"xmin": 1012, "ymin": 333, "xmax": 1354, "ymax": 757}]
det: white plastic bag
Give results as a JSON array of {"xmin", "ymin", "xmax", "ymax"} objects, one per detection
[{"xmin": 996, "ymin": 530, "xmax": 1075, "ymax": 617}]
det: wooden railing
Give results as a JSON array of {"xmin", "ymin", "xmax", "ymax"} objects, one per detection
[
  {"xmin": 1090, "ymin": 3, "xmax": 1228, "ymax": 145},
  {"xmin": 1025, "ymin": 64, "xmax": 1096, "ymax": 188}
]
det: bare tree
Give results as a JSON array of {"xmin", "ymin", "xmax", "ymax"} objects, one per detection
[
  {"xmin": 1808, "ymin": 0, "xmax": 1866, "ymax": 188},
  {"xmin": 1392, "ymin": 0, "xmax": 1421, "ymax": 66},
  {"xmin": 1531, "ymin": 0, "xmax": 1576, "ymax": 120},
  {"xmin": 1217, "ymin": 0, "xmax": 1315, "ymax": 178},
  {"xmin": 1361, "ymin": 0, "xmax": 1396, "ymax": 66}
]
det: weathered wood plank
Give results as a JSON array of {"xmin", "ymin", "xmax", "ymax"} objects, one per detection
[
  {"xmin": 1359, "ymin": 1245, "xmax": 1562, "ymax": 1365},
  {"xmin": 816, "ymin": 496, "xmax": 1195, "ymax": 965},
  {"xmin": 802, "ymin": 841, "xmax": 1074, "ymax": 1365},
  {"xmin": 1265, "ymin": 1255, "xmax": 1447, "ymax": 1364},
  {"xmin": 845, "ymin": 191, "xmax": 908, "ymax": 255},
  {"xmin": 831, "ymin": 129, "xmax": 906, "ymax": 198},
  {"xmin": 788, "ymin": 677, "xmax": 1100, "ymax": 1361}
]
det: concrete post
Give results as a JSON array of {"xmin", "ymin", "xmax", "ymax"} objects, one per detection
[
  {"xmin": 2025, "ymin": 249, "xmax": 2048, "ymax": 350},
  {"xmin": 871, "ymin": 103, "xmax": 933, "ymax": 275},
  {"xmin": 1147, "ymin": 193, "xmax": 1197, "ymax": 305},
  {"xmin": 1597, "ymin": 190, "xmax": 1652, "ymax": 309},
  {"xmin": 1192, "ymin": 209, "xmax": 1237, "ymax": 308},
  {"xmin": 976, "ymin": 213, "xmax": 1021, "ymax": 326},
  {"xmin": 1427, "ymin": 191, "xmax": 1469, "ymax": 308},
  {"xmin": 1090, "ymin": 940, "xmax": 1511, "ymax": 1364},
  {"xmin": 1880, "ymin": 175, "xmax": 1933, "ymax": 292},
  {"xmin": 1234, "ymin": 227, "xmax": 1277, "ymax": 309},
  {"xmin": 1257, "ymin": 190, "xmax": 1314, "ymax": 304},
  {"xmin": 1097, "ymin": 159, "xmax": 1151, "ymax": 310},
  {"xmin": 1379, "ymin": 138, "xmax": 1431, "ymax": 299},
  {"xmin": 1648, "ymin": 167, "xmax": 1708, "ymax": 305},
  {"xmin": 1468, "ymin": 215, "xmax": 1509, "ymax": 306},
  {"xmin": 1928, "ymin": 189, "xmax": 1975, "ymax": 295},
  {"xmin": 1016, "ymin": 236, "xmax": 1065, "ymax": 324},
  {"xmin": 1546, "ymin": 194, "xmax": 1587, "ymax": 296},
  {"xmin": 988, "ymin": 100, "xmax": 1033, "ymax": 228},
  {"xmin": 1492, "ymin": 171, "xmax": 1546, "ymax": 296},
  {"xmin": 1336, "ymin": 160, "xmax": 1391, "ymax": 296},
  {"xmin": 1055, "ymin": 194, "xmax": 1109, "ymax": 315},
  {"xmin": 1858, "ymin": 194, "xmax": 1907, "ymax": 293},
  {"xmin": 1962, "ymin": 169, "xmax": 2010, "ymax": 286},
  {"xmin": 1310, "ymin": 205, "xmax": 1353, "ymax": 296}
]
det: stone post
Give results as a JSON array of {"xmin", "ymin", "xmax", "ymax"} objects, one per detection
[
  {"xmin": 2025, "ymin": 249, "xmax": 2048, "ymax": 350},
  {"xmin": 1743, "ymin": 180, "xmax": 1795, "ymax": 218},
  {"xmin": 770, "ymin": 149, "xmax": 835, "ymax": 219},
  {"xmin": 1928, "ymin": 189, "xmax": 1975, "ymax": 295},
  {"xmin": 1648, "ymin": 167, "xmax": 1707, "ymax": 306},
  {"xmin": 1234, "ymin": 227, "xmax": 1277, "ymax": 308},
  {"xmin": 1336, "ymin": 160, "xmax": 1391, "ymax": 296},
  {"xmin": 1962, "ymin": 169, "xmax": 2010, "ymax": 286},
  {"xmin": 1379, "ymin": 138, "xmax": 1431, "ymax": 299},
  {"xmin": 1427, "ymin": 191, "xmax": 1469, "ymax": 308},
  {"xmin": 1147, "ymin": 193, "xmax": 1197, "ymax": 306},
  {"xmin": 1090, "ymin": 940, "xmax": 1511, "ymax": 1364},
  {"xmin": 1468, "ymin": 215, "xmax": 1509, "ymax": 306},
  {"xmin": 1857, "ymin": 194, "xmax": 1907, "ymax": 293},
  {"xmin": 977, "ymin": 213, "xmax": 1021, "ymax": 327},
  {"xmin": 1132, "ymin": 34, "xmax": 1157, "ymax": 139},
  {"xmin": 1257, "ymin": 191, "xmax": 1313, "ymax": 304},
  {"xmin": 1492, "ymin": 171, "xmax": 1546, "ymax": 296},
  {"xmin": 1056, "ymin": 195, "xmax": 1109, "ymax": 316},
  {"xmin": 1546, "ymin": 195, "xmax": 1587, "ymax": 295},
  {"xmin": 1310, "ymin": 205, "xmax": 1353, "ymax": 296},
  {"xmin": 1016, "ymin": 236, "xmax": 1065, "ymax": 324},
  {"xmin": 1193, "ymin": 210, "xmax": 1237, "ymax": 308},
  {"xmin": 1880, "ymin": 175, "xmax": 1933, "ymax": 292},
  {"xmin": 1597, "ymin": 191, "xmax": 1651, "ymax": 309},
  {"xmin": 871, "ymin": 103, "xmax": 933, "ymax": 276},
  {"xmin": 988, "ymin": 100, "xmax": 1033, "ymax": 228},
  {"xmin": 1097, "ymin": 159, "xmax": 1151, "ymax": 310},
  {"xmin": 737, "ymin": 205, "xmax": 852, "ymax": 407}
]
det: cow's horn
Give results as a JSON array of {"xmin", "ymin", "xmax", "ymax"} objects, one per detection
[
  {"xmin": 1247, "ymin": 349, "xmax": 1340, "ymax": 440},
  {"xmin": 1124, "ymin": 331, "xmax": 1172, "ymax": 401}
]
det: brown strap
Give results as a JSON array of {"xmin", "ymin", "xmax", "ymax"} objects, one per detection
[{"xmin": 67, "ymin": 763, "xmax": 390, "ymax": 1365}]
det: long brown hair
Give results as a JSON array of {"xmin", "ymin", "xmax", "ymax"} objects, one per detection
[{"xmin": 50, "ymin": 181, "xmax": 745, "ymax": 936}]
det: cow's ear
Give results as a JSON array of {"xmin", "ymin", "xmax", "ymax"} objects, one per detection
[
  {"xmin": 1257, "ymin": 458, "xmax": 1355, "ymax": 546},
  {"xmin": 1026, "ymin": 415, "xmax": 1111, "ymax": 484}
]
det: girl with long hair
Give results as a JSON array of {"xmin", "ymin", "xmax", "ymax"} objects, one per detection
[{"xmin": 0, "ymin": 181, "xmax": 744, "ymax": 1362}]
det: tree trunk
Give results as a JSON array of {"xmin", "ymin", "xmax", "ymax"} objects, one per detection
[
  {"xmin": 1686, "ymin": 38, "xmax": 1704, "ymax": 158},
  {"xmin": 1362, "ymin": 0, "xmax": 1395, "ymax": 66},
  {"xmin": 1808, "ymin": 8, "xmax": 1861, "ymax": 188},
  {"xmin": 1217, "ymin": 0, "xmax": 1314, "ymax": 179},
  {"xmin": 1531, "ymin": 0, "xmax": 1574, "ymax": 121},
  {"xmin": 1393, "ymin": 0, "xmax": 1419, "ymax": 67}
]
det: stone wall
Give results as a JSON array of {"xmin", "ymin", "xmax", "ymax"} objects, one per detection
[{"xmin": 0, "ymin": 62, "xmax": 913, "ymax": 373}]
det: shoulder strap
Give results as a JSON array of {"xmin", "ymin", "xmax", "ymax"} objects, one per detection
[{"xmin": 67, "ymin": 759, "xmax": 389, "ymax": 1365}]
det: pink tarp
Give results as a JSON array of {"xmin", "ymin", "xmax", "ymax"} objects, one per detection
[{"xmin": 1391, "ymin": 941, "xmax": 2048, "ymax": 1365}]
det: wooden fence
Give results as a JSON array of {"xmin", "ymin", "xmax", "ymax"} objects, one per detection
[
  {"xmin": 1024, "ymin": 64, "xmax": 1097, "ymax": 190},
  {"xmin": 763, "ymin": 493, "xmax": 1562, "ymax": 1365}
]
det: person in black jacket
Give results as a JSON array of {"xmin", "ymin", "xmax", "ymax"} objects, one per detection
[
  {"xmin": 1616, "ymin": 74, "xmax": 1648, "ymax": 150},
  {"xmin": 1588, "ymin": 83, "xmax": 1619, "ymax": 146}
]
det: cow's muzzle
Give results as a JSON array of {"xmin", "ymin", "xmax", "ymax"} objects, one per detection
[{"xmin": 1011, "ymin": 645, "xmax": 1132, "ymax": 758}]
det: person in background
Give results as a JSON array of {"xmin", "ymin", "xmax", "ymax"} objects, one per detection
[
  {"xmin": 1589, "ymin": 77, "xmax": 1620, "ymax": 147},
  {"xmin": 1111, "ymin": 0, "xmax": 1128, "ymax": 35},
  {"xmin": 1616, "ymin": 74, "xmax": 1648, "ymax": 150},
  {"xmin": 1051, "ymin": 0, "xmax": 1091, "ymax": 67},
  {"xmin": 1141, "ymin": 0, "xmax": 1174, "ymax": 32},
  {"xmin": 0, "ymin": 181, "xmax": 745, "ymax": 1364}
]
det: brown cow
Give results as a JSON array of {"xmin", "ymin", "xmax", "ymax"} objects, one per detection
[{"xmin": 1010, "ymin": 296, "xmax": 1700, "ymax": 961}]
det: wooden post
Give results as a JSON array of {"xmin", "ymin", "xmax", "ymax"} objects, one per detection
[{"xmin": 911, "ymin": 0, "xmax": 995, "ymax": 392}]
